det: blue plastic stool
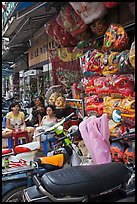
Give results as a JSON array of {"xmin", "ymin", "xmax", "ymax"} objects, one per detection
[{"xmin": 43, "ymin": 137, "xmax": 56, "ymax": 155}]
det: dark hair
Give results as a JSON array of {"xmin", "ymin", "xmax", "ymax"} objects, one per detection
[
  {"xmin": 35, "ymin": 96, "xmax": 45, "ymax": 105},
  {"xmin": 46, "ymin": 104, "xmax": 55, "ymax": 113},
  {"xmin": 9, "ymin": 102, "xmax": 20, "ymax": 112}
]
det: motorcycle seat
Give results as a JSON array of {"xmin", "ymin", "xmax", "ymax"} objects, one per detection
[
  {"xmin": 2, "ymin": 148, "xmax": 13, "ymax": 155},
  {"xmin": 41, "ymin": 162, "xmax": 129, "ymax": 196},
  {"xmin": 14, "ymin": 141, "xmax": 40, "ymax": 154}
]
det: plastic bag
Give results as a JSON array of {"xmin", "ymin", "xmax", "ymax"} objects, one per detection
[{"xmin": 69, "ymin": 2, "xmax": 107, "ymax": 24}]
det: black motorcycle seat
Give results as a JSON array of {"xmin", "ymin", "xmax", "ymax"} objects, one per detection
[{"xmin": 41, "ymin": 162, "xmax": 129, "ymax": 196}]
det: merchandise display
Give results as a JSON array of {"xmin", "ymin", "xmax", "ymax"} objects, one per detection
[
  {"xmin": 110, "ymin": 142, "xmax": 125, "ymax": 162},
  {"xmin": 56, "ymin": 4, "xmax": 89, "ymax": 41},
  {"xmin": 129, "ymin": 41, "xmax": 135, "ymax": 69},
  {"xmin": 90, "ymin": 18, "xmax": 107, "ymax": 36},
  {"xmin": 102, "ymin": 24, "xmax": 129, "ymax": 51},
  {"xmin": 69, "ymin": 2, "xmax": 107, "ymax": 24}
]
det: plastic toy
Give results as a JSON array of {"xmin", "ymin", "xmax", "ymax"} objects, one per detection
[
  {"xmin": 110, "ymin": 142, "xmax": 125, "ymax": 162},
  {"xmin": 102, "ymin": 24, "xmax": 129, "ymax": 51},
  {"xmin": 55, "ymin": 96, "xmax": 67, "ymax": 109}
]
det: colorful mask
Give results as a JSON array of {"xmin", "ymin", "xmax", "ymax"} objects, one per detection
[
  {"xmin": 112, "ymin": 74, "xmax": 134, "ymax": 97},
  {"xmin": 120, "ymin": 97, "xmax": 135, "ymax": 120},
  {"xmin": 123, "ymin": 147, "xmax": 135, "ymax": 164},
  {"xmin": 69, "ymin": 2, "xmax": 107, "ymax": 24},
  {"xmin": 86, "ymin": 49, "xmax": 103, "ymax": 73},
  {"xmin": 48, "ymin": 92, "xmax": 61, "ymax": 106},
  {"xmin": 103, "ymin": 24, "xmax": 129, "ymax": 51},
  {"xmin": 90, "ymin": 18, "xmax": 107, "ymax": 36},
  {"xmin": 100, "ymin": 51, "xmax": 120, "ymax": 75},
  {"xmin": 85, "ymin": 95, "xmax": 104, "ymax": 115},
  {"xmin": 55, "ymin": 96, "xmax": 66, "ymax": 109},
  {"xmin": 109, "ymin": 119, "xmax": 127, "ymax": 138},
  {"xmin": 129, "ymin": 41, "xmax": 135, "ymax": 69},
  {"xmin": 118, "ymin": 50, "xmax": 133, "ymax": 73},
  {"xmin": 110, "ymin": 142, "xmax": 125, "ymax": 162}
]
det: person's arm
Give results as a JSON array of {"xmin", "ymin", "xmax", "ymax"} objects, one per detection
[
  {"xmin": 38, "ymin": 114, "xmax": 42, "ymax": 126},
  {"xmin": 6, "ymin": 118, "xmax": 14, "ymax": 130}
]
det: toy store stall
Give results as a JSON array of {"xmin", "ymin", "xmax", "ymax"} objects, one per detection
[
  {"xmin": 44, "ymin": 2, "xmax": 135, "ymax": 164},
  {"xmin": 75, "ymin": 2, "xmax": 135, "ymax": 164}
]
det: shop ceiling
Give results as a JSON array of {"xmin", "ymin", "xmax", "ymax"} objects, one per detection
[{"xmin": 2, "ymin": 2, "xmax": 66, "ymax": 62}]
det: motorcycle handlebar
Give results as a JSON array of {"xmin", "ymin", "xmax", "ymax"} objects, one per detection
[
  {"xmin": 110, "ymin": 132, "xmax": 135, "ymax": 142},
  {"xmin": 34, "ymin": 112, "xmax": 75, "ymax": 138}
]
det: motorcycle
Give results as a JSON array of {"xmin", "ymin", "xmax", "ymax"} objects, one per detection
[
  {"xmin": 2, "ymin": 112, "xmax": 85, "ymax": 202},
  {"xmin": 2, "ymin": 113, "xmax": 76, "ymax": 168},
  {"xmin": 22, "ymin": 110, "xmax": 135, "ymax": 202}
]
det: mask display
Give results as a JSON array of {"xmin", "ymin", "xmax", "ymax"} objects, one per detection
[
  {"xmin": 118, "ymin": 50, "xmax": 134, "ymax": 74},
  {"xmin": 123, "ymin": 147, "xmax": 135, "ymax": 164},
  {"xmin": 55, "ymin": 96, "xmax": 66, "ymax": 109},
  {"xmin": 85, "ymin": 95, "xmax": 104, "ymax": 116},
  {"xmin": 103, "ymin": 24, "xmax": 129, "ymax": 51},
  {"xmin": 48, "ymin": 92, "xmax": 61, "ymax": 106},
  {"xmin": 110, "ymin": 142, "xmax": 125, "ymax": 162},
  {"xmin": 86, "ymin": 49, "xmax": 103, "ymax": 74},
  {"xmin": 100, "ymin": 51, "xmax": 120, "ymax": 75},
  {"xmin": 129, "ymin": 41, "xmax": 135, "ymax": 69}
]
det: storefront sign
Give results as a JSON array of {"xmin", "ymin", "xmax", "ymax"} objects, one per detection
[{"xmin": 28, "ymin": 40, "xmax": 50, "ymax": 67}]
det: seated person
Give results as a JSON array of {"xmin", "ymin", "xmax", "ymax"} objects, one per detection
[
  {"xmin": 26, "ymin": 96, "xmax": 46, "ymax": 127},
  {"xmin": 2, "ymin": 102, "xmax": 34, "ymax": 142},
  {"xmin": 34, "ymin": 105, "xmax": 57, "ymax": 150}
]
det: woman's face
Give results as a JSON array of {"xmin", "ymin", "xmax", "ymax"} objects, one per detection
[
  {"xmin": 12, "ymin": 105, "xmax": 20, "ymax": 112},
  {"xmin": 35, "ymin": 98, "xmax": 41, "ymax": 106},
  {"xmin": 46, "ymin": 107, "xmax": 54, "ymax": 116}
]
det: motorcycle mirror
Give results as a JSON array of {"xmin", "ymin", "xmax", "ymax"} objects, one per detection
[{"xmin": 112, "ymin": 109, "xmax": 122, "ymax": 123}]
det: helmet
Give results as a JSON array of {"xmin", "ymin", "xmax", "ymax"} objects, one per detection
[
  {"xmin": 123, "ymin": 147, "xmax": 135, "ymax": 164},
  {"xmin": 110, "ymin": 142, "xmax": 125, "ymax": 162}
]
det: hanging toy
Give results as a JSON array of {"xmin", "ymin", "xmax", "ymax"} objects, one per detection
[
  {"xmin": 102, "ymin": 24, "xmax": 129, "ymax": 51},
  {"xmin": 129, "ymin": 41, "xmax": 135, "ymax": 69},
  {"xmin": 123, "ymin": 147, "xmax": 135, "ymax": 164},
  {"xmin": 110, "ymin": 142, "xmax": 125, "ymax": 162}
]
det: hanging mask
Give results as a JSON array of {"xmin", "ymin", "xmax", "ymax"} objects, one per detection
[
  {"xmin": 110, "ymin": 142, "xmax": 125, "ymax": 162},
  {"xmin": 123, "ymin": 147, "xmax": 135, "ymax": 164},
  {"xmin": 129, "ymin": 41, "xmax": 135, "ymax": 69},
  {"xmin": 100, "ymin": 51, "xmax": 119, "ymax": 75},
  {"xmin": 103, "ymin": 24, "xmax": 129, "ymax": 51},
  {"xmin": 118, "ymin": 50, "xmax": 133, "ymax": 74}
]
